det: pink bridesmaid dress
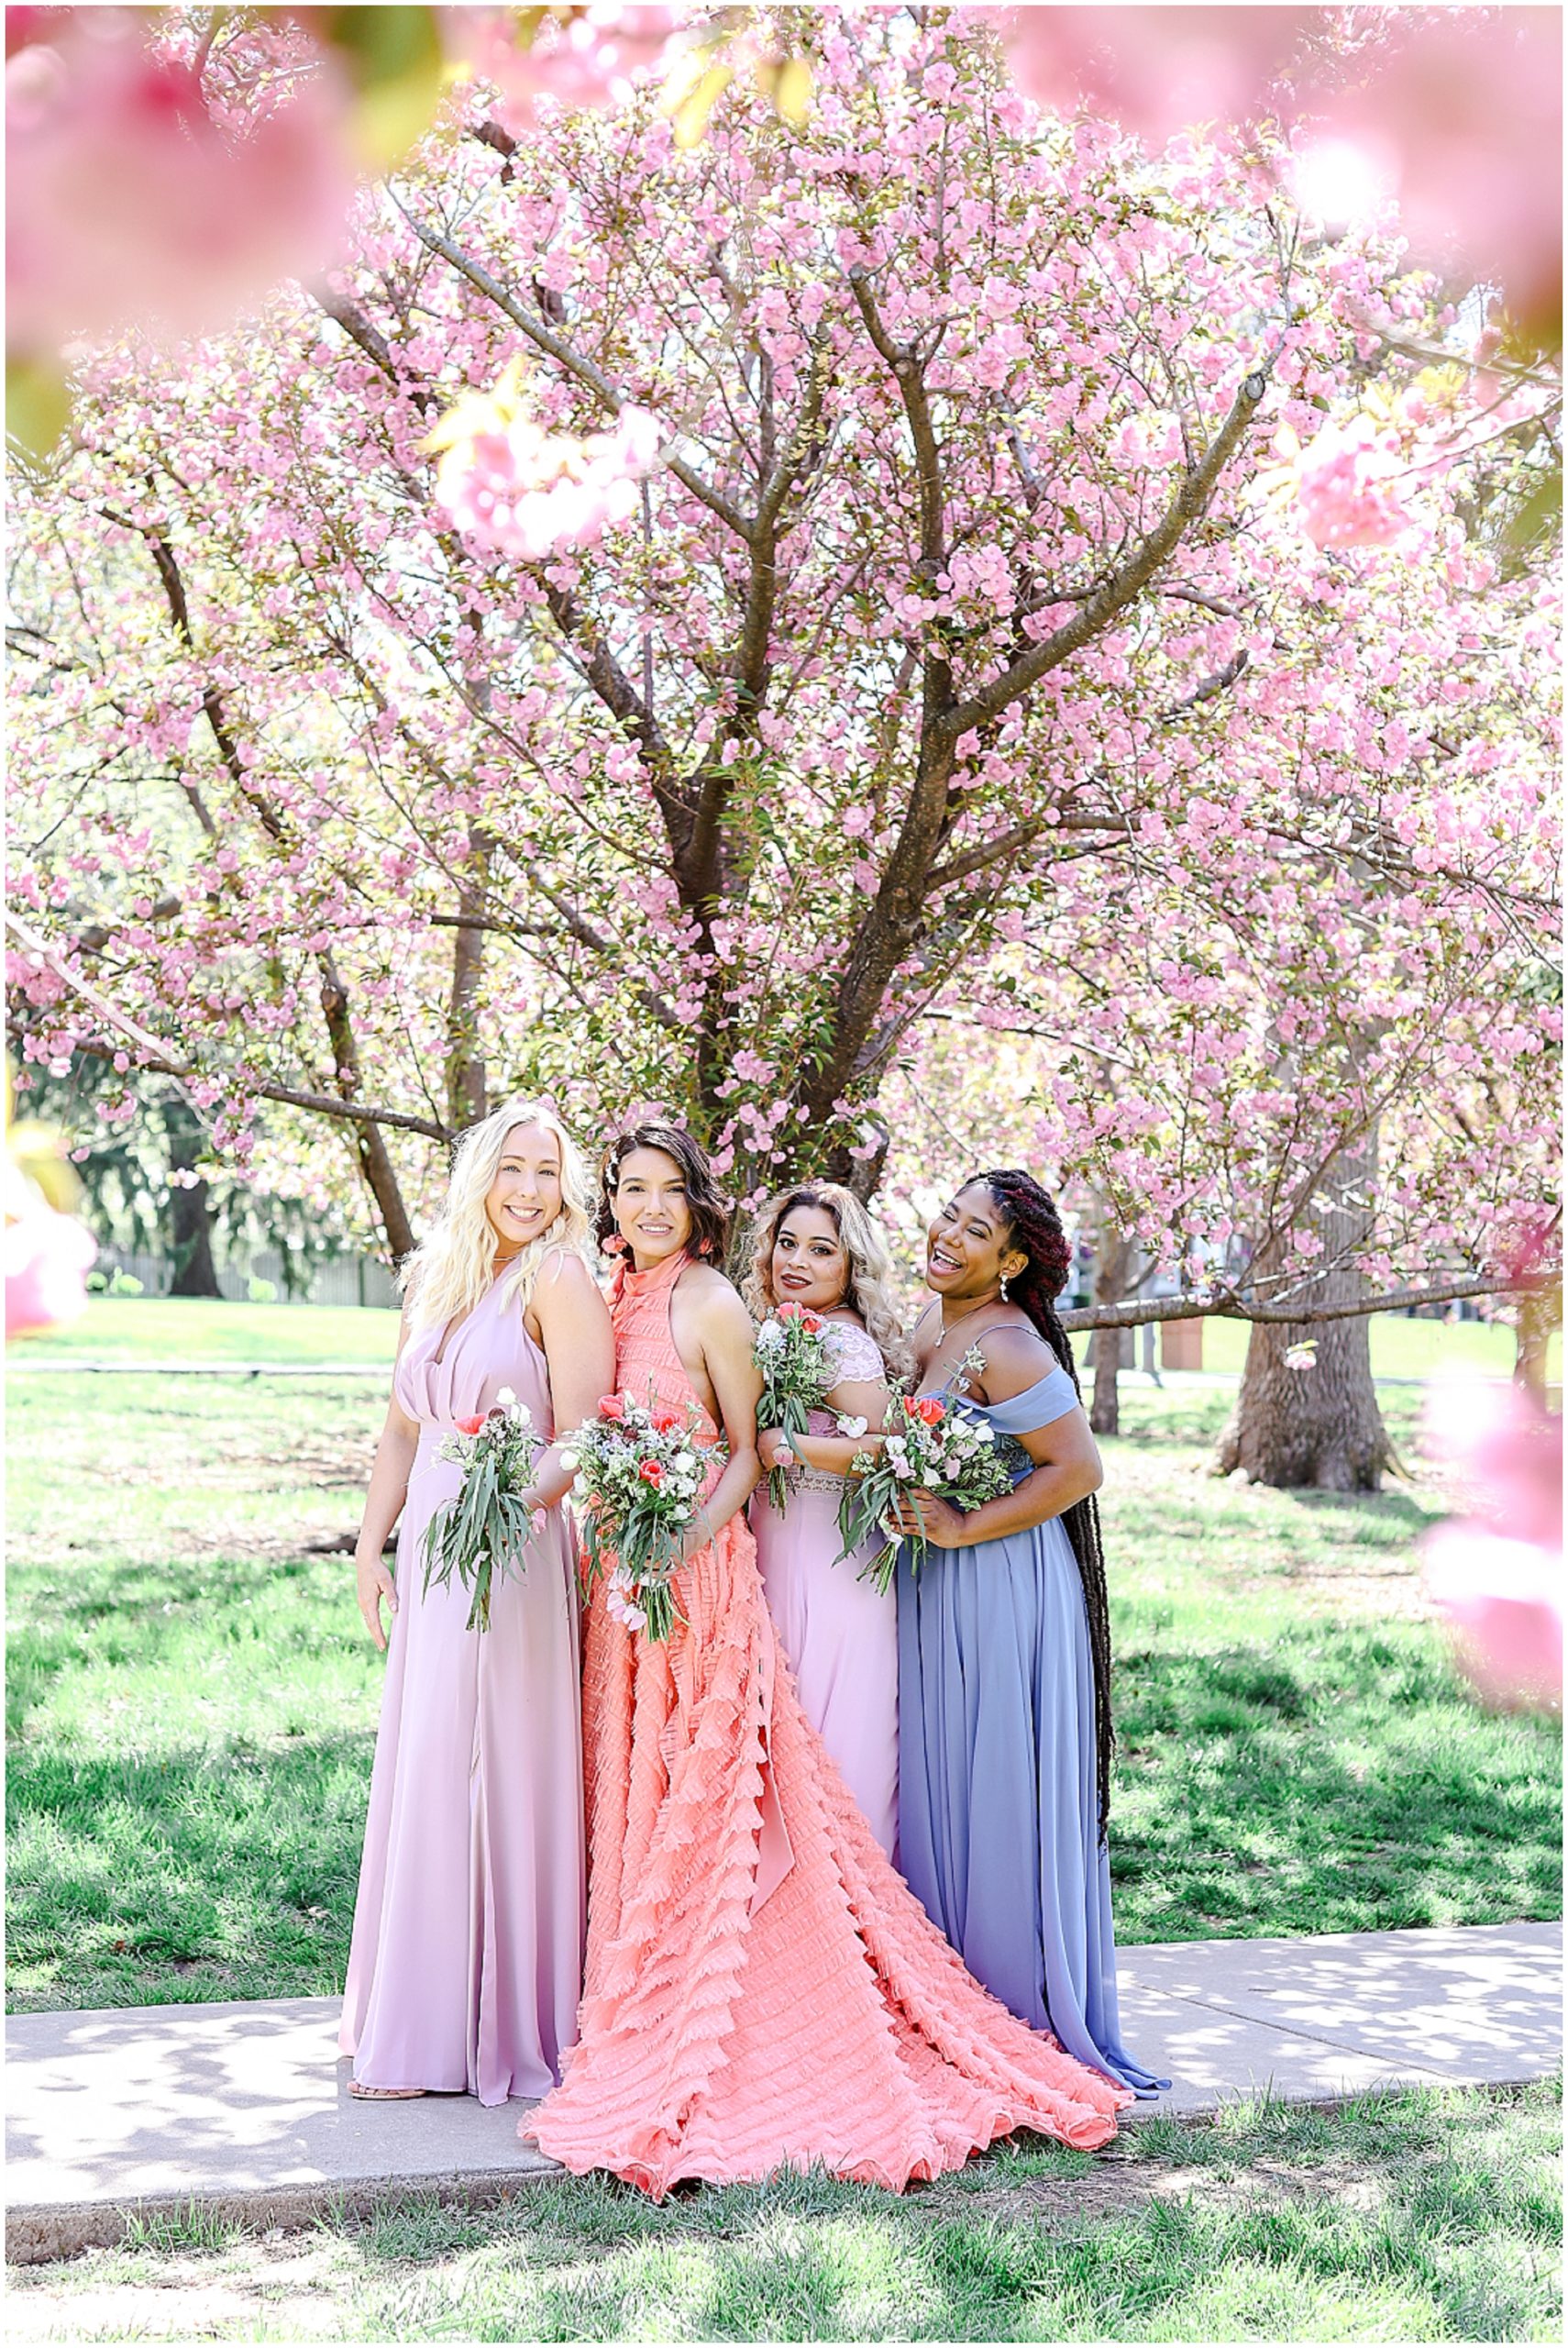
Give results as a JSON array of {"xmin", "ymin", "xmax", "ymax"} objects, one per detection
[
  {"xmin": 339, "ymin": 1270, "xmax": 585, "ymax": 2104},
  {"xmin": 749, "ymin": 1319, "xmax": 899, "ymax": 1855}
]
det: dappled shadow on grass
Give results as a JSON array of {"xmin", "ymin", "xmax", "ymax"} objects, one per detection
[
  {"xmin": 331, "ymin": 2087, "xmax": 1561, "ymax": 2343},
  {"xmin": 1110, "ymin": 1623, "xmax": 1562, "ymax": 1944},
  {"xmin": 6, "ymin": 1733, "xmax": 370, "ymax": 2011}
]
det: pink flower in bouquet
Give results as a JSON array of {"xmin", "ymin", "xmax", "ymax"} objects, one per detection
[
  {"xmin": 454, "ymin": 1412, "xmax": 488, "ymax": 1437},
  {"xmin": 912, "ymin": 1395, "xmax": 947, "ymax": 1428},
  {"xmin": 1421, "ymin": 1380, "xmax": 1562, "ymax": 1713},
  {"xmin": 5, "ymin": 1190, "xmax": 95, "ymax": 1337},
  {"xmin": 1292, "ymin": 417, "xmax": 1413, "ymax": 551},
  {"xmin": 6, "ymin": 11, "xmax": 353, "ymax": 361},
  {"xmin": 776, "ymin": 1301, "xmax": 825, "ymax": 1331},
  {"xmin": 598, "ymin": 1395, "xmax": 626, "ymax": 1423},
  {"xmin": 649, "ymin": 1408, "xmax": 684, "ymax": 1434},
  {"xmin": 638, "ymin": 1457, "xmax": 665, "ymax": 1489}
]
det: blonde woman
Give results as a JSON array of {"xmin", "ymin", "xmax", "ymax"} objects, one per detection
[
  {"xmin": 744, "ymin": 1181, "xmax": 911, "ymax": 1856},
  {"xmin": 339, "ymin": 1102, "xmax": 613, "ymax": 2105}
]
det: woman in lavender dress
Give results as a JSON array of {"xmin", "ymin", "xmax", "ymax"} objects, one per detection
[
  {"xmin": 745, "ymin": 1182, "xmax": 910, "ymax": 1857},
  {"xmin": 339, "ymin": 1100, "xmax": 613, "ymax": 2104},
  {"xmin": 893, "ymin": 1168, "xmax": 1165, "ymax": 2099}
]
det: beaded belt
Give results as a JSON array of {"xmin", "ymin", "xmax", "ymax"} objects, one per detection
[{"xmin": 783, "ymin": 1461, "xmax": 849, "ymax": 1499}]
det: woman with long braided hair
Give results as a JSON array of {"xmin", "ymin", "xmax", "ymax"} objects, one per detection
[{"xmin": 891, "ymin": 1169, "xmax": 1165, "ymax": 2098}]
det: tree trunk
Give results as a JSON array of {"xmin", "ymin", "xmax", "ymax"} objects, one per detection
[
  {"xmin": 1214, "ymin": 1130, "xmax": 1392, "ymax": 1489},
  {"xmin": 162, "ymin": 1097, "xmax": 221, "ymax": 1298},
  {"xmin": 445, "ymin": 828, "xmax": 491, "ymax": 1132},
  {"xmin": 1514, "ymin": 1285, "xmax": 1557, "ymax": 1401},
  {"xmin": 1088, "ymin": 1224, "xmax": 1134, "ymax": 1436}
]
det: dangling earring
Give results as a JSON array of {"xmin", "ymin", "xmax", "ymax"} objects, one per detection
[{"xmin": 999, "ymin": 1273, "xmax": 1010, "ymax": 1301}]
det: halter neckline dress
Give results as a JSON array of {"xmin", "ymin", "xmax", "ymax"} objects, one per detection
[{"xmin": 339, "ymin": 1267, "xmax": 585, "ymax": 2103}]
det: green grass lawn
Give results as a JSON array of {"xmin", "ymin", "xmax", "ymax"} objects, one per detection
[
  {"xmin": 6, "ymin": 1331, "xmax": 1560, "ymax": 2012},
  {"xmin": 17, "ymin": 1295, "xmax": 400, "ymax": 1367},
  {"xmin": 7, "ymin": 2084, "xmax": 1561, "ymax": 2342}
]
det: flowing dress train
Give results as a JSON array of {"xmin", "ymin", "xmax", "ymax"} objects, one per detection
[
  {"xmin": 523, "ymin": 1250, "xmax": 1131, "ymax": 2195},
  {"xmin": 898, "ymin": 1367, "xmax": 1165, "ymax": 2098},
  {"xmin": 340, "ymin": 1270, "xmax": 585, "ymax": 2103}
]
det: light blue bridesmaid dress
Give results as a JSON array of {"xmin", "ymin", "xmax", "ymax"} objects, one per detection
[{"xmin": 897, "ymin": 1364, "xmax": 1166, "ymax": 2097}]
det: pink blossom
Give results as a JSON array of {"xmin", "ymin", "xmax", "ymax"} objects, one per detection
[
  {"xmin": 5, "ymin": 1191, "xmax": 96, "ymax": 1337},
  {"xmin": 1420, "ymin": 1380, "xmax": 1562, "ymax": 1712},
  {"xmin": 1292, "ymin": 417, "xmax": 1413, "ymax": 551},
  {"xmin": 428, "ymin": 360, "xmax": 664, "ymax": 559},
  {"xmin": 6, "ymin": 12, "xmax": 353, "ymax": 361},
  {"xmin": 442, "ymin": 6, "xmax": 680, "ymax": 137}
]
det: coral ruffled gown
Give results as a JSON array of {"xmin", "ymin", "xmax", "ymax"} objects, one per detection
[{"xmin": 522, "ymin": 1249, "xmax": 1130, "ymax": 2196}]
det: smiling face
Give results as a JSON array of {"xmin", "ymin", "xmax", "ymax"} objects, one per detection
[
  {"xmin": 769, "ymin": 1203, "xmax": 849, "ymax": 1312},
  {"xmin": 612, "ymin": 1146, "xmax": 693, "ymax": 1269},
  {"xmin": 926, "ymin": 1180, "xmax": 1027, "ymax": 1304},
  {"xmin": 483, "ymin": 1123, "xmax": 564, "ymax": 1259}
]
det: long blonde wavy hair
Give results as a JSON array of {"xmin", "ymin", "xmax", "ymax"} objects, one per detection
[
  {"xmin": 743, "ymin": 1181, "xmax": 913, "ymax": 1382},
  {"xmin": 402, "ymin": 1099, "xmax": 594, "ymax": 1332}
]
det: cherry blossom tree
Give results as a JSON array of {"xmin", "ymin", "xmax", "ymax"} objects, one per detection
[{"xmin": 7, "ymin": 5, "xmax": 1559, "ymax": 1484}]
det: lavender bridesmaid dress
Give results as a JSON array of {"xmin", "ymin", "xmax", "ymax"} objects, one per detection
[
  {"xmin": 339, "ymin": 1270, "xmax": 585, "ymax": 2103},
  {"xmin": 749, "ymin": 1320, "xmax": 898, "ymax": 1856},
  {"xmin": 898, "ymin": 1367, "xmax": 1165, "ymax": 2098}
]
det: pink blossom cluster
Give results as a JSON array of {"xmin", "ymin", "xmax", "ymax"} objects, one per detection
[{"xmin": 431, "ymin": 382, "xmax": 664, "ymax": 559}]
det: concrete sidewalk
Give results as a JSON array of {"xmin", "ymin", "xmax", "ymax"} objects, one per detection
[{"xmin": 7, "ymin": 1921, "xmax": 1560, "ymax": 2264}]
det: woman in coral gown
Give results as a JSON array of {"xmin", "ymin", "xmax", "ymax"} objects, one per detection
[
  {"xmin": 340, "ymin": 1101, "xmax": 613, "ymax": 2104},
  {"xmin": 745, "ymin": 1180, "xmax": 908, "ymax": 1857},
  {"xmin": 523, "ymin": 1124, "xmax": 1131, "ymax": 2196},
  {"xmin": 895, "ymin": 1168, "xmax": 1165, "ymax": 2099}
]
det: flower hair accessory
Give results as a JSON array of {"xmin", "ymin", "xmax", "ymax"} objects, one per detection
[{"xmin": 601, "ymin": 1232, "xmax": 627, "ymax": 1256}]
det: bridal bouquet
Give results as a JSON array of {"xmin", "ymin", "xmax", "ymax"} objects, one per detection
[
  {"xmin": 753, "ymin": 1301, "xmax": 838, "ymax": 1511},
  {"xmin": 423, "ymin": 1388, "xmax": 543, "ymax": 1632},
  {"xmin": 837, "ymin": 1351, "xmax": 1013, "ymax": 1595},
  {"xmin": 564, "ymin": 1392, "xmax": 712, "ymax": 1644}
]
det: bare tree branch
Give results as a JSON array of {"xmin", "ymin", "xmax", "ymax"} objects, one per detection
[
  {"xmin": 6, "ymin": 913, "xmax": 450, "ymax": 1144},
  {"xmin": 401, "ymin": 213, "xmax": 754, "ymax": 540},
  {"xmin": 1062, "ymin": 1274, "xmax": 1530, "ymax": 1331}
]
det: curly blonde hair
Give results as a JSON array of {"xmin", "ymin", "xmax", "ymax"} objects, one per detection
[
  {"xmin": 402, "ymin": 1099, "xmax": 594, "ymax": 1333},
  {"xmin": 743, "ymin": 1182, "xmax": 912, "ymax": 1382}
]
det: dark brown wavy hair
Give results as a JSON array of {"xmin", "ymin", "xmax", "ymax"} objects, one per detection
[
  {"xmin": 970, "ymin": 1166, "xmax": 1115, "ymax": 1841},
  {"xmin": 597, "ymin": 1122, "xmax": 733, "ymax": 1264}
]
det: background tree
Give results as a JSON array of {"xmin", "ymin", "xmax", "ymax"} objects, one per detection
[{"xmin": 7, "ymin": 7, "xmax": 1558, "ymax": 1479}]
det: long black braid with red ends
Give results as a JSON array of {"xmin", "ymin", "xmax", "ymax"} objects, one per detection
[{"xmin": 977, "ymin": 1168, "xmax": 1115, "ymax": 1842}]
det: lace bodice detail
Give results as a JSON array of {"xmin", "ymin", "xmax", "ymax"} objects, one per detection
[
  {"xmin": 822, "ymin": 1320, "xmax": 884, "ymax": 1388},
  {"xmin": 610, "ymin": 1248, "xmax": 719, "ymax": 1445}
]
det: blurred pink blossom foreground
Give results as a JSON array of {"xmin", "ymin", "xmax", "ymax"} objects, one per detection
[
  {"xmin": 6, "ymin": 9, "xmax": 352, "ymax": 359},
  {"xmin": 4, "ymin": 1183, "xmax": 96, "ymax": 1338},
  {"xmin": 427, "ymin": 360, "xmax": 665, "ymax": 557},
  {"xmin": 1422, "ymin": 1381, "xmax": 1562, "ymax": 1713}
]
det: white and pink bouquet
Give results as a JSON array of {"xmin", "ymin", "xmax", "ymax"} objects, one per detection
[
  {"xmin": 423, "ymin": 1388, "xmax": 543, "ymax": 1633},
  {"xmin": 753, "ymin": 1300, "xmax": 838, "ymax": 1511},
  {"xmin": 838, "ymin": 1351, "xmax": 1012, "ymax": 1594},
  {"xmin": 563, "ymin": 1391, "xmax": 713, "ymax": 1644}
]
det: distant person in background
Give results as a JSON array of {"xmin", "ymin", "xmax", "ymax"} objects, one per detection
[{"xmin": 340, "ymin": 1101, "xmax": 613, "ymax": 2104}]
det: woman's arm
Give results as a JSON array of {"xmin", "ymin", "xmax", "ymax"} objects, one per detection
[
  {"xmin": 527, "ymin": 1252, "xmax": 616, "ymax": 1505},
  {"xmin": 893, "ymin": 1409, "xmax": 1102, "ymax": 1546},
  {"xmin": 355, "ymin": 1313, "xmax": 420, "ymax": 1650},
  {"xmin": 687, "ymin": 1279, "xmax": 764, "ymax": 1552},
  {"xmin": 892, "ymin": 1325, "xmax": 1102, "ymax": 1547},
  {"xmin": 767, "ymin": 1369, "xmax": 889, "ymax": 1475}
]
